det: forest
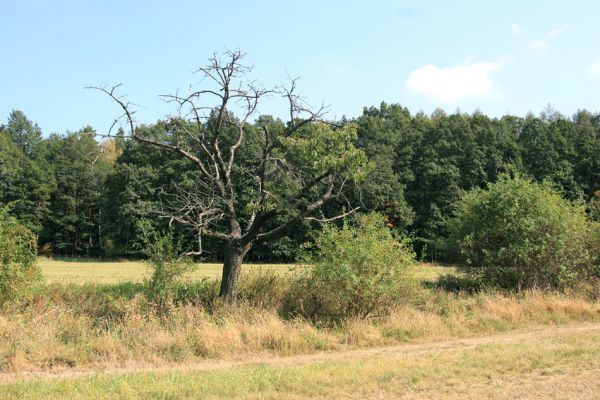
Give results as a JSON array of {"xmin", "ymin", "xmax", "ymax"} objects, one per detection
[{"xmin": 2, "ymin": 103, "xmax": 599, "ymax": 261}]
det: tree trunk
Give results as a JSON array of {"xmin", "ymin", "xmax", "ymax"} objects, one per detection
[{"xmin": 219, "ymin": 240, "xmax": 247, "ymax": 303}]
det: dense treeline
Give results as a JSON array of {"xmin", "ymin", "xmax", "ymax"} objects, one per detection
[{"xmin": 1, "ymin": 104, "xmax": 599, "ymax": 260}]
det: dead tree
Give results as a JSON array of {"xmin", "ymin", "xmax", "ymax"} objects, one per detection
[{"xmin": 90, "ymin": 50, "xmax": 366, "ymax": 303}]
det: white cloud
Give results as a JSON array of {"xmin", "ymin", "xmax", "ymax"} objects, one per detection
[
  {"xmin": 528, "ymin": 25, "xmax": 569, "ymax": 57},
  {"xmin": 511, "ymin": 23, "xmax": 522, "ymax": 35},
  {"xmin": 529, "ymin": 40, "xmax": 549, "ymax": 55},
  {"xmin": 589, "ymin": 60, "xmax": 600, "ymax": 76},
  {"xmin": 405, "ymin": 61, "xmax": 501, "ymax": 102},
  {"xmin": 546, "ymin": 24, "xmax": 570, "ymax": 38}
]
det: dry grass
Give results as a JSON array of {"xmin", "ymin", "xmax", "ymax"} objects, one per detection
[
  {"xmin": 1, "ymin": 322, "xmax": 599, "ymax": 399},
  {"xmin": 39, "ymin": 257, "xmax": 296, "ymax": 284},
  {"xmin": 0, "ymin": 287, "xmax": 597, "ymax": 374},
  {"xmin": 1, "ymin": 259, "xmax": 596, "ymax": 379},
  {"xmin": 40, "ymin": 257, "xmax": 448, "ymax": 285}
]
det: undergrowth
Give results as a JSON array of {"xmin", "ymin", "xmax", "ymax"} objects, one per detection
[{"xmin": 0, "ymin": 270, "xmax": 598, "ymax": 373}]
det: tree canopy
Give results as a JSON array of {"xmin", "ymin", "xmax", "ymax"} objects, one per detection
[{"xmin": 1, "ymin": 56, "xmax": 599, "ymax": 281}]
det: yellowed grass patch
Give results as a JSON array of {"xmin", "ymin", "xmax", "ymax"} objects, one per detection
[
  {"xmin": 39, "ymin": 257, "xmax": 296, "ymax": 284},
  {"xmin": 1, "ymin": 322, "xmax": 599, "ymax": 399},
  {"xmin": 0, "ymin": 290, "xmax": 598, "ymax": 373}
]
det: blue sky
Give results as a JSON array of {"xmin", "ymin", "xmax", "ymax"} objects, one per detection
[{"xmin": 2, "ymin": 0, "xmax": 600, "ymax": 135}]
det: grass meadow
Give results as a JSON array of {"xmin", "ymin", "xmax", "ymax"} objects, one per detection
[
  {"xmin": 39, "ymin": 257, "xmax": 297, "ymax": 284},
  {"xmin": 39, "ymin": 257, "xmax": 456, "ymax": 284},
  {"xmin": 0, "ymin": 258, "xmax": 598, "ymax": 399}
]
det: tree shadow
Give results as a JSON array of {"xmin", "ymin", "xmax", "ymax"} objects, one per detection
[{"xmin": 422, "ymin": 274, "xmax": 482, "ymax": 294}]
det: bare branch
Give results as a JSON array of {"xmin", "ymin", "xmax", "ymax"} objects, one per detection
[
  {"xmin": 304, "ymin": 207, "xmax": 360, "ymax": 223},
  {"xmin": 280, "ymin": 78, "xmax": 329, "ymax": 136},
  {"xmin": 91, "ymin": 50, "xmax": 362, "ymax": 298},
  {"xmin": 254, "ymin": 174, "xmax": 336, "ymax": 244}
]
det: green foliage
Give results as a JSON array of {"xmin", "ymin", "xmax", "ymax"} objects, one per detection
[
  {"xmin": 354, "ymin": 103, "xmax": 415, "ymax": 234},
  {"xmin": 0, "ymin": 206, "xmax": 39, "ymax": 304},
  {"xmin": 587, "ymin": 221, "xmax": 600, "ymax": 278},
  {"xmin": 280, "ymin": 123, "xmax": 371, "ymax": 180},
  {"xmin": 0, "ymin": 131, "xmax": 52, "ymax": 234},
  {"xmin": 100, "ymin": 128, "xmax": 203, "ymax": 257},
  {"xmin": 3, "ymin": 110, "xmax": 42, "ymax": 156},
  {"xmin": 142, "ymin": 228, "xmax": 195, "ymax": 308},
  {"xmin": 298, "ymin": 213, "xmax": 416, "ymax": 320},
  {"xmin": 589, "ymin": 191, "xmax": 600, "ymax": 221},
  {"xmin": 449, "ymin": 175, "xmax": 593, "ymax": 290},
  {"xmin": 400, "ymin": 111, "xmax": 522, "ymax": 259},
  {"xmin": 2, "ymin": 104, "xmax": 600, "ymax": 262},
  {"xmin": 262, "ymin": 122, "xmax": 372, "ymax": 227},
  {"xmin": 40, "ymin": 129, "xmax": 114, "ymax": 256}
]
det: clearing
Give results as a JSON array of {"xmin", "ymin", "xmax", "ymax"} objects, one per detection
[
  {"xmin": 39, "ymin": 257, "xmax": 454, "ymax": 284},
  {"xmin": 39, "ymin": 257, "xmax": 297, "ymax": 284}
]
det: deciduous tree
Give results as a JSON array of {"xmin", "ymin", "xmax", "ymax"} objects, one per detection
[{"xmin": 92, "ymin": 50, "xmax": 370, "ymax": 302}]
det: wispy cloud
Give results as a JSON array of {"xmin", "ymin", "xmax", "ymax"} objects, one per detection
[
  {"xmin": 529, "ymin": 39, "xmax": 549, "ymax": 56},
  {"xmin": 511, "ymin": 23, "xmax": 522, "ymax": 35},
  {"xmin": 528, "ymin": 23, "xmax": 570, "ymax": 57},
  {"xmin": 588, "ymin": 59, "xmax": 600, "ymax": 76},
  {"xmin": 405, "ymin": 61, "xmax": 502, "ymax": 102},
  {"xmin": 546, "ymin": 24, "xmax": 571, "ymax": 38}
]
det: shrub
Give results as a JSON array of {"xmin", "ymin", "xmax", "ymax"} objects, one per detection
[
  {"xmin": 587, "ymin": 192, "xmax": 600, "ymax": 279},
  {"xmin": 0, "ymin": 207, "xmax": 39, "ymax": 305},
  {"xmin": 297, "ymin": 213, "xmax": 416, "ymax": 320},
  {"xmin": 449, "ymin": 175, "xmax": 593, "ymax": 290},
  {"xmin": 142, "ymin": 229, "xmax": 195, "ymax": 309},
  {"xmin": 589, "ymin": 190, "xmax": 600, "ymax": 221},
  {"xmin": 587, "ymin": 221, "xmax": 600, "ymax": 278}
]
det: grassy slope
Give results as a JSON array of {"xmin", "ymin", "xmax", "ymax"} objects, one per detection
[{"xmin": 2, "ymin": 323, "xmax": 599, "ymax": 399}]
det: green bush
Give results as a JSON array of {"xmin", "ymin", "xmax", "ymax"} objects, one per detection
[
  {"xmin": 587, "ymin": 221, "xmax": 600, "ymax": 278},
  {"xmin": 0, "ymin": 207, "xmax": 39, "ymax": 304},
  {"xmin": 449, "ymin": 175, "xmax": 593, "ymax": 290},
  {"xmin": 142, "ymin": 229, "xmax": 195, "ymax": 309},
  {"xmin": 589, "ymin": 190, "xmax": 600, "ymax": 222},
  {"xmin": 297, "ymin": 213, "xmax": 416, "ymax": 320}
]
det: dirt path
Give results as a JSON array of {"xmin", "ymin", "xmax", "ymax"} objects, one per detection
[{"xmin": 2, "ymin": 321, "xmax": 599, "ymax": 385}]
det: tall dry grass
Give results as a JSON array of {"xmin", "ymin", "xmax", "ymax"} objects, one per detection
[{"xmin": 0, "ymin": 275, "xmax": 598, "ymax": 372}]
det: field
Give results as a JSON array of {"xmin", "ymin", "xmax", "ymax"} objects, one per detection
[
  {"xmin": 1, "ymin": 258, "xmax": 598, "ymax": 399},
  {"xmin": 39, "ymin": 257, "xmax": 455, "ymax": 284},
  {"xmin": 39, "ymin": 257, "xmax": 298, "ymax": 284}
]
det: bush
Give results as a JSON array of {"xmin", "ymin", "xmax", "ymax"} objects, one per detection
[
  {"xmin": 449, "ymin": 175, "xmax": 593, "ymax": 290},
  {"xmin": 0, "ymin": 207, "xmax": 39, "ymax": 304},
  {"xmin": 589, "ymin": 190, "xmax": 600, "ymax": 221},
  {"xmin": 297, "ymin": 213, "xmax": 416, "ymax": 321},
  {"xmin": 587, "ymin": 221, "xmax": 600, "ymax": 278},
  {"xmin": 142, "ymin": 229, "xmax": 195, "ymax": 309}
]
